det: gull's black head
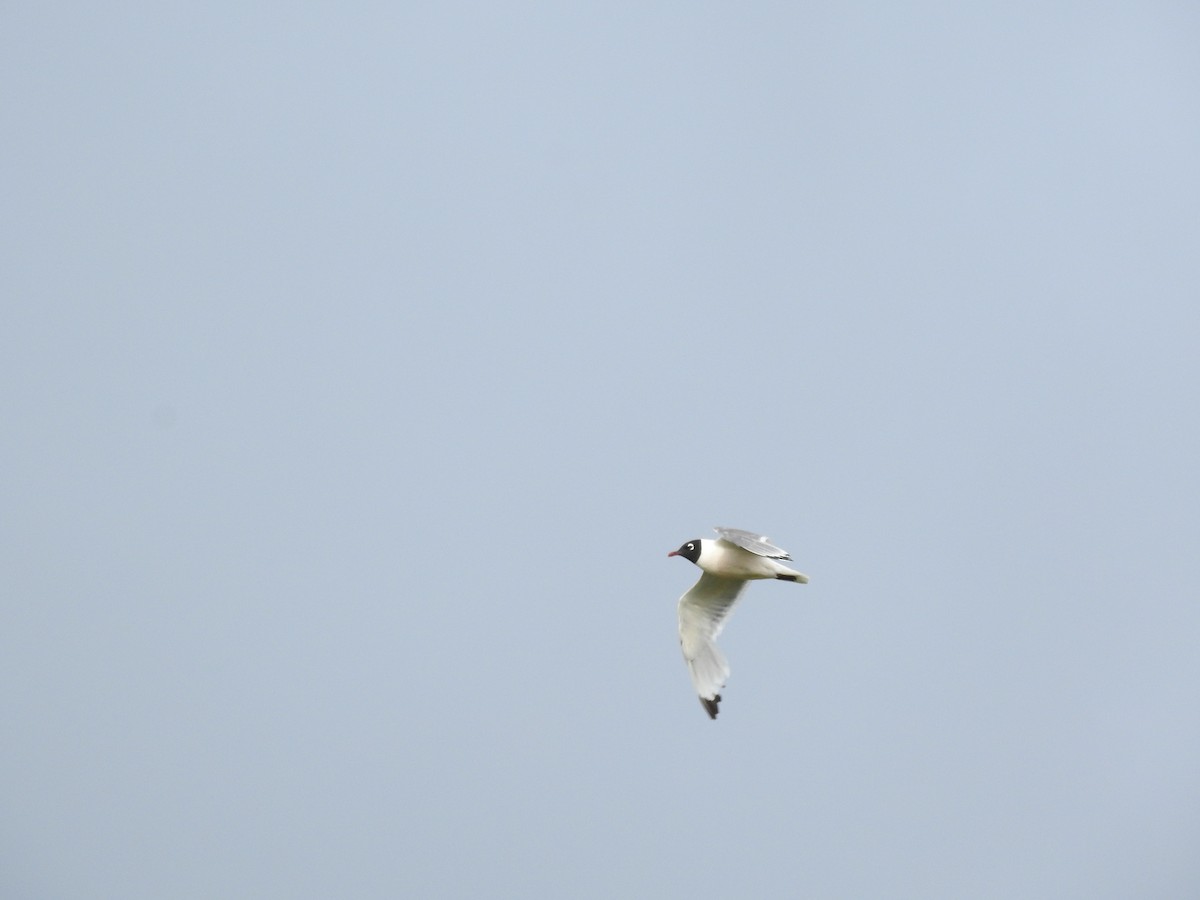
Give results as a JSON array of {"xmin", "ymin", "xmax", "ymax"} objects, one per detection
[{"xmin": 667, "ymin": 539, "xmax": 702, "ymax": 564}]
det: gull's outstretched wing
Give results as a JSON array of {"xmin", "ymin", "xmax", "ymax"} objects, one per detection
[
  {"xmin": 714, "ymin": 526, "xmax": 792, "ymax": 560},
  {"xmin": 678, "ymin": 572, "xmax": 748, "ymax": 719}
]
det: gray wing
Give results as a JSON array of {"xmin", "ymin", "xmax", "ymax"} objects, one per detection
[
  {"xmin": 678, "ymin": 572, "xmax": 748, "ymax": 719},
  {"xmin": 714, "ymin": 526, "xmax": 792, "ymax": 560}
]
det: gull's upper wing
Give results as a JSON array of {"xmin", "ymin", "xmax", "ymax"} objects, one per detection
[
  {"xmin": 678, "ymin": 572, "xmax": 747, "ymax": 719},
  {"xmin": 714, "ymin": 526, "xmax": 792, "ymax": 560}
]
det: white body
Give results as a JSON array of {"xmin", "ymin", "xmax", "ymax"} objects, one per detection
[{"xmin": 691, "ymin": 538, "xmax": 808, "ymax": 582}]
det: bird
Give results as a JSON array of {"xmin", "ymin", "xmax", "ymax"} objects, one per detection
[{"xmin": 668, "ymin": 527, "xmax": 809, "ymax": 719}]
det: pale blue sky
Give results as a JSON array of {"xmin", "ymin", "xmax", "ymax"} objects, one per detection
[{"xmin": 4, "ymin": 3, "xmax": 1200, "ymax": 898}]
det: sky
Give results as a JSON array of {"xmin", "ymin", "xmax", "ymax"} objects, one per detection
[{"xmin": 3, "ymin": 2, "xmax": 1200, "ymax": 898}]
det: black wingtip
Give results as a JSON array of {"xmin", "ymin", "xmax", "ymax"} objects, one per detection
[{"xmin": 700, "ymin": 694, "xmax": 721, "ymax": 719}]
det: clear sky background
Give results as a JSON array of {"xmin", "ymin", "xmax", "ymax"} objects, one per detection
[{"xmin": 4, "ymin": 3, "xmax": 1199, "ymax": 898}]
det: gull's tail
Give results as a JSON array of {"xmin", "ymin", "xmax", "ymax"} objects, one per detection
[{"xmin": 773, "ymin": 562, "xmax": 809, "ymax": 583}]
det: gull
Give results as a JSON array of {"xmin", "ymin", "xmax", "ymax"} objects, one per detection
[{"xmin": 668, "ymin": 527, "xmax": 809, "ymax": 719}]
